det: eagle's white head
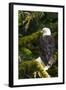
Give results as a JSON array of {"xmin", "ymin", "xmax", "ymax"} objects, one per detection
[{"xmin": 41, "ymin": 27, "xmax": 51, "ymax": 36}]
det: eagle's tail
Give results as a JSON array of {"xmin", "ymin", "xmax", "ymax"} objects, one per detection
[{"xmin": 44, "ymin": 57, "xmax": 55, "ymax": 70}]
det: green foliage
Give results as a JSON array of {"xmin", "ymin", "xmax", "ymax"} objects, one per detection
[
  {"xmin": 19, "ymin": 31, "xmax": 42, "ymax": 47},
  {"xmin": 20, "ymin": 47, "xmax": 33, "ymax": 60},
  {"xmin": 21, "ymin": 48, "xmax": 32, "ymax": 56},
  {"xmin": 19, "ymin": 60, "xmax": 50, "ymax": 79}
]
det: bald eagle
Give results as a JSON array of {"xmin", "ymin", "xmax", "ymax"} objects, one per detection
[{"xmin": 36, "ymin": 27, "xmax": 55, "ymax": 70}]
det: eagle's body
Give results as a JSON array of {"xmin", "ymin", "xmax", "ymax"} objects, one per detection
[
  {"xmin": 36, "ymin": 27, "xmax": 55, "ymax": 70},
  {"xmin": 39, "ymin": 35, "xmax": 55, "ymax": 65}
]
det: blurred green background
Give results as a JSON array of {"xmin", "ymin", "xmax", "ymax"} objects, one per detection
[{"xmin": 18, "ymin": 11, "xmax": 58, "ymax": 79}]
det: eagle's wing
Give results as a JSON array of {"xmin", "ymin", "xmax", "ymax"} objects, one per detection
[{"xmin": 39, "ymin": 36, "xmax": 55, "ymax": 66}]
